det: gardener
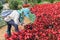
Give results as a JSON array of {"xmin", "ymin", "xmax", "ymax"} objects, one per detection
[
  {"xmin": 3, "ymin": 3, "xmax": 20, "ymax": 36},
  {"xmin": 1, "ymin": 10, "xmax": 20, "ymax": 36},
  {"xmin": 18, "ymin": 3, "xmax": 31, "ymax": 26}
]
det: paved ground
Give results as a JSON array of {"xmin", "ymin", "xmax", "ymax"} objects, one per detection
[{"xmin": 0, "ymin": 17, "xmax": 31, "ymax": 40}]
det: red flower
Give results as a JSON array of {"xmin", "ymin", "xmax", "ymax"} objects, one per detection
[{"xmin": 5, "ymin": 2, "xmax": 60, "ymax": 40}]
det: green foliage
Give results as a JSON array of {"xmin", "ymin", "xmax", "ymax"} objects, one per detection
[
  {"xmin": 17, "ymin": 0, "xmax": 23, "ymax": 5},
  {"xmin": 0, "ymin": 1, "xmax": 3, "ymax": 13},
  {"xmin": 0, "ymin": 13, "xmax": 6, "ymax": 28},
  {"xmin": 57, "ymin": 0, "xmax": 60, "ymax": 1},
  {"xmin": 0, "ymin": 1, "xmax": 6, "ymax": 28},
  {"xmin": 0, "ymin": 18, "xmax": 6, "ymax": 28},
  {"xmin": 49, "ymin": 0, "xmax": 55, "ymax": 3},
  {"xmin": 9, "ymin": 0, "xmax": 23, "ymax": 10},
  {"xmin": 5, "ymin": 0, "xmax": 9, "ymax": 3},
  {"xmin": 28, "ymin": 0, "xmax": 30, "ymax": 2},
  {"xmin": 37, "ymin": 0, "xmax": 41, "ymax": 3},
  {"xmin": 9, "ymin": 0, "xmax": 19, "ymax": 10},
  {"xmin": 44, "ymin": 0, "xmax": 55, "ymax": 3},
  {"xmin": 44, "ymin": 0, "xmax": 49, "ymax": 1},
  {"xmin": 0, "ymin": 1, "xmax": 3, "ymax": 14}
]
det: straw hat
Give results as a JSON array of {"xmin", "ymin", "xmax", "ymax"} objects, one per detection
[{"xmin": 3, "ymin": 3, "xmax": 10, "ymax": 10}]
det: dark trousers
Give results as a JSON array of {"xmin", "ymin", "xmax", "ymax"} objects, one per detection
[{"xmin": 6, "ymin": 20, "xmax": 19, "ymax": 35}]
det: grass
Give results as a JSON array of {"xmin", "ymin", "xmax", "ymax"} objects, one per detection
[{"xmin": 0, "ymin": 16, "xmax": 6, "ymax": 28}]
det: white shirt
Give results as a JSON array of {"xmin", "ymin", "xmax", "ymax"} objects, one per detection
[{"xmin": 4, "ymin": 10, "xmax": 20, "ymax": 25}]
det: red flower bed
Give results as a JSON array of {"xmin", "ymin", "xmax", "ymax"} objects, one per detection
[{"xmin": 5, "ymin": 2, "xmax": 60, "ymax": 40}]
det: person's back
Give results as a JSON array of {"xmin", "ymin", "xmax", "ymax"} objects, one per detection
[
  {"xmin": 1, "ymin": 10, "xmax": 13, "ymax": 22},
  {"xmin": 20, "ymin": 7, "xmax": 30, "ymax": 18},
  {"xmin": 22, "ymin": 8, "xmax": 30, "ymax": 14},
  {"xmin": 17, "ymin": 4, "xmax": 31, "ymax": 25}
]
